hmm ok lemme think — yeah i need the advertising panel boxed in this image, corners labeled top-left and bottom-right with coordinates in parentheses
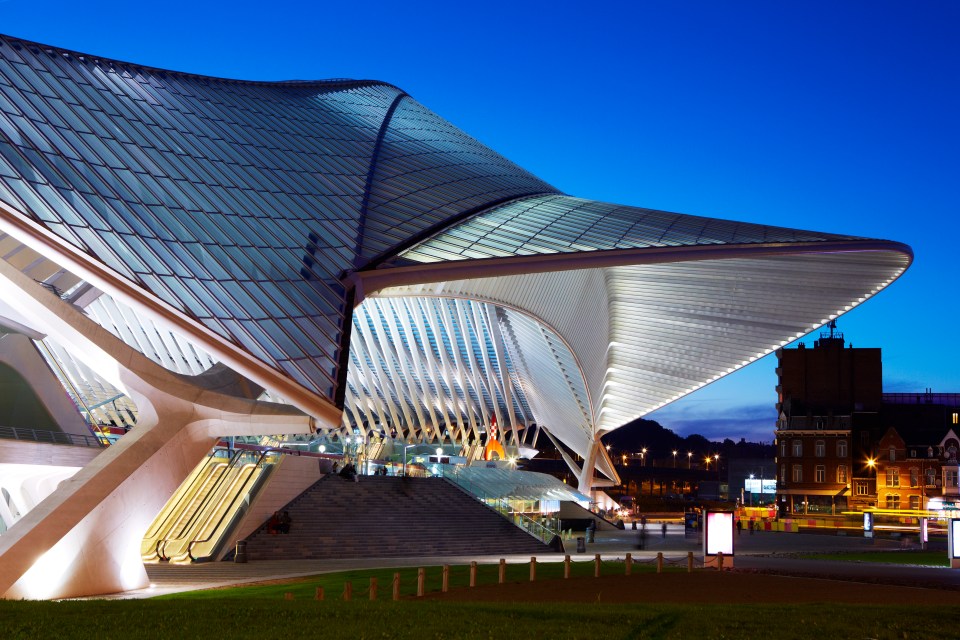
top-left (704, 511), bottom-right (734, 556)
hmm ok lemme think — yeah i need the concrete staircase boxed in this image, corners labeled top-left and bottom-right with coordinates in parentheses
top-left (242, 475), bottom-right (553, 560)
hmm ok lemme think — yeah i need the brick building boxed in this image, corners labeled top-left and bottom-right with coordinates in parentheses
top-left (774, 323), bottom-right (880, 515)
top-left (866, 396), bottom-right (960, 512)
top-left (775, 324), bottom-right (960, 516)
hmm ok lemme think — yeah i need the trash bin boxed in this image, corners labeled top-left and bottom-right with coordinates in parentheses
top-left (585, 527), bottom-right (595, 543)
top-left (576, 537), bottom-right (586, 553)
top-left (234, 540), bottom-right (248, 564)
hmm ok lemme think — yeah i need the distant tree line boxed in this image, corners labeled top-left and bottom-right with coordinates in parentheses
top-left (535, 418), bottom-right (774, 461)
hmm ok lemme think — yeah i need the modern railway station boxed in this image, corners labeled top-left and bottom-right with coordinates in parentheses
top-left (0, 33), bottom-right (911, 599)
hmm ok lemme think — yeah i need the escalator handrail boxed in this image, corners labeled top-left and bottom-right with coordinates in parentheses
top-left (156, 450), bottom-right (250, 559)
top-left (186, 452), bottom-right (270, 561)
top-left (187, 452), bottom-right (276, 562)
top-left (156, 459), bottom-right (233, 560)
top-left (143, 451), bottom-right (230, 540)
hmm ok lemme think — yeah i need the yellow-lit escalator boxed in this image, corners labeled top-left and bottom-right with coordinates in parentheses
top-left (141, 450), bottom-right (274, 564)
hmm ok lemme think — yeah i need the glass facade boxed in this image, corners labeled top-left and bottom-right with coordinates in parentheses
top-left (0, 35), bottom-right (554, 402)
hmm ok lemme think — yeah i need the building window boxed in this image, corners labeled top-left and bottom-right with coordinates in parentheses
top-left (910, 495), bottom-right (921, 510)
top-left (885, 494), bottom-right (901, 510)
top-left (855, 481), bottom-right (869, 496)
top-left (946, 470), bottom-right (959, 488)
top-left (780, 464), bottom-right (786, 483)
top-left (815, 440), bottom-right (825, 457)
top-left (815, 465), bottom-right (825, 483)
top-left (953, 412), bottom-right (958, 425)
top-left (837, 440), bottom-right (848, 458)
top-left (889, 446), bottom-right (896, 462)
top-left (910, 468), bottom-right (919, 487)
top-left (780, 441), bottom-right (787, 458)
top-left (926, 467), bottom-right (937, 486)
top-left (792, 440), bottom-right (802, 457)
top-left (837, 465), bottom-right (848, 483)
top-left (886, 468), bottom-right (900, 488)
top-left (792, 465), bottom-right (803, 483)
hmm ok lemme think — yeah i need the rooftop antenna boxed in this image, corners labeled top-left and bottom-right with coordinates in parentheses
top-left (828, 320), bottom-right (837, 339)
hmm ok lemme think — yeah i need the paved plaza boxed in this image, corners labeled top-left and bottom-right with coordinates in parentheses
top-left (114, 527), bottom-right (960, 600)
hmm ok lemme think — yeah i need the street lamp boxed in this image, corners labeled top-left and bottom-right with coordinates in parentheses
top-left (749, 473), bottom-right (754, 507)
top-left (714, 454), bottom-right (720, 481)
top-left (687, 452), bottom-right (692, 469)
top-left (641, 447), bottom-right (647, 466)
top-left (672, 450), bottom-right (678, 468)
top-left (704, 456), bottom-right (711, 470)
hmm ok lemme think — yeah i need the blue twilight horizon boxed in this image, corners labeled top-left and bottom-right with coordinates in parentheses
top-left (2, 0), bottom-right (957, 443)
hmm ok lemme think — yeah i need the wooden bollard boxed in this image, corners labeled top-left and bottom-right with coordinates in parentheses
top-left (417, 567), bottom-right (425, 597)
top-left (392, 572), bottom-right (400, 601)
top-left (717, 551), bottom-right (724, 572)
top-left (369, 577), bottom-right (378, 601)
top-left (656, 552), bottom-right (663, 573)
top-left (442, 565), bottom-right (450, 593)
top-left (625, 553), bottom-right (632, 576)
top-left (594, 553), bottom-right (601, 578)
top-left (470, 561), bottom-right (477, 587)
top-left (687, 551), bottom-right (694, 573)
top-left (564, 554), bottom-right (571, 579)
top-left (529, 556), bottom-right (537, 582)
top-left (343, 581), bottom-right (352, 601)
top-left (284, 592), bottom-right (294, 600)
top-left (314, 586), bottom-right (324, 601)
top-left (499, 558), bottom-right (506, 584)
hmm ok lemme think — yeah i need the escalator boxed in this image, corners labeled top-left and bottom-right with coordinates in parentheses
top-left (141, 449), bottom-right (275, 563)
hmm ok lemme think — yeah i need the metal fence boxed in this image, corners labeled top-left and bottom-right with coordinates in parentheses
top-left (0, 425), bottom-right (105, 448)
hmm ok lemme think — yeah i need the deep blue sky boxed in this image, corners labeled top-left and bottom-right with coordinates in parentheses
top-left (3, 2), bottom-right (958, 443)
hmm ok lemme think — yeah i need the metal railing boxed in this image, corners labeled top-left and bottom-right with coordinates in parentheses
top-left (0, 425), bottom-right (104, 448)
top-left (444, 470), bottom-right (559, 545)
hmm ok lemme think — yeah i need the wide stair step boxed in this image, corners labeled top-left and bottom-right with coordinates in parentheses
top-left (243, 475), bottom-right (552, 560)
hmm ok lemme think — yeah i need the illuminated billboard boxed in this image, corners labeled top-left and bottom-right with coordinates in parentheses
top-left (704, 511), bottom-right (734, 556)
top-left (744, 478), bottom-right (777, 494)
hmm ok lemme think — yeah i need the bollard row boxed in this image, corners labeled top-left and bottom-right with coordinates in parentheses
top-left (287, 551), bottom-right (711, 600)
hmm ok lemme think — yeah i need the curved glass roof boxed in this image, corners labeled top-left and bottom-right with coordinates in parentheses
top-left (0, 33), bottom-right (912, 458)
top-left (401, 194), bottom-right (862, 263)
top-left (0, 34), bottom-right (556, 403)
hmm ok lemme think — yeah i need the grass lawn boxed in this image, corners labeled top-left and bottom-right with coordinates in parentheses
top-left (4, 557), bottom-right (956, 638)
top-left (1, 599), bottom-right (954, 640)
top-left (794, 549), bottom-right (948, 566)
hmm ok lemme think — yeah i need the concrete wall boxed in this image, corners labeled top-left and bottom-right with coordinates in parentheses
top-left (0, 334), bottom-right (90, 436)
top-left (221, 454), bottom-right (324, 557)
top-left (0, 439), bottom-right (101, 467)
